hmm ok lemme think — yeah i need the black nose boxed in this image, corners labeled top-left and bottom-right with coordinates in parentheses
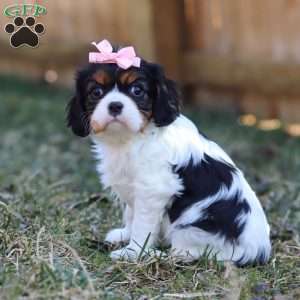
top-left (108, 101), bottom-right (124, 117)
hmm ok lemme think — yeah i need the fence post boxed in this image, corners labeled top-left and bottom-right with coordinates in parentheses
top-left (151, 0), bottom-right (185, 82)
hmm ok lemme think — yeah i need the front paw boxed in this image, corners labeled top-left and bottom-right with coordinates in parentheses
top-left (110, 246), bottom-right (139, 261)
top-left (105, 228), bottom-right (130, 245)
top-left (110, 245), bottom-right (163, 261)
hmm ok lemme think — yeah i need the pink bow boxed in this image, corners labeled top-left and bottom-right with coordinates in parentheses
top-left (89, 39), bottom-right (141, 70)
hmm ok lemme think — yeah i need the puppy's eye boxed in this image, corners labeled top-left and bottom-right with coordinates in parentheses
top-left (90, 87), bottom-right (104, 100)
top-left (130, 85), bottom-right (145, 97)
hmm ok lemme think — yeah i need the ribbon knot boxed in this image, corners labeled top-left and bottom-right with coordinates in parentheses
top-left (89, 39), bottom-right (141, 70)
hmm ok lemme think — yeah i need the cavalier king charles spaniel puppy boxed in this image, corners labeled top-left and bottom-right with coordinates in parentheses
top-left (66, 41), bottom-right (271, 266)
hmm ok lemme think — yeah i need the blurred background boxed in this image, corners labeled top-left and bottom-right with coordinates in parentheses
top-left (1, 0), bottom-right (300, 135)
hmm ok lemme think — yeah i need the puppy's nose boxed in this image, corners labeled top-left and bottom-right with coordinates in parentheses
top-left (108, 101), bottom-right (124, 117)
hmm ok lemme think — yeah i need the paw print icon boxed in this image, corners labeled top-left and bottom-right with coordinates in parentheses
top-left (4, 16), bottom-right (45, 48)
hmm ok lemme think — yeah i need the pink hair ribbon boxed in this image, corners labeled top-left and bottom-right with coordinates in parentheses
top-left (89, 39), bottom-right (141, 70)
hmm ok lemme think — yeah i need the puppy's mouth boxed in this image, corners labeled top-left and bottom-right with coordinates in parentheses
top-left (91, 118), bottom-right (127, 134)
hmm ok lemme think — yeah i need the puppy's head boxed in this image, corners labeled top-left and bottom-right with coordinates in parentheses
top-left (66, 60), bottom-right (180, 137)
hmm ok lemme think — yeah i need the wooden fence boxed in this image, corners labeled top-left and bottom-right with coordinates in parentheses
top-left (180, 0), bottom-right (300, 124)
top-left (1, 0), bottom-right (300, 127)
top-left (0, 0), bottom-right (156, 84)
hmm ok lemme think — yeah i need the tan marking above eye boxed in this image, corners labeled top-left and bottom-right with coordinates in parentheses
top-left (119, 71), bottom-right (139, 85)
top-left (92, 70), bottom-right (112, 85)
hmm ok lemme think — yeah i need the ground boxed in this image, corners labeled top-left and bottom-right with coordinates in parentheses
top-left (0, 76), bottom-right (299, 300)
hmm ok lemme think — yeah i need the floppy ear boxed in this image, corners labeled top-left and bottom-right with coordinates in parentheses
top-left (66, 94), bottom-right (89, 137)
top-left (151, 66), bottom-right (180, 127)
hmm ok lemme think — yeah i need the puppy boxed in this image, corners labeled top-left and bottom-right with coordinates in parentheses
top-left (67, 47), bottom-right (271, 266)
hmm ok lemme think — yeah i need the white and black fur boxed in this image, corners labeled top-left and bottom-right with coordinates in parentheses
top-left (67, 58), bottom-right (271, 266)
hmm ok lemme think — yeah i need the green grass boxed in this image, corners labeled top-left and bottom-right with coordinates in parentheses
top-left (0, 75), bottom-right (299, 299)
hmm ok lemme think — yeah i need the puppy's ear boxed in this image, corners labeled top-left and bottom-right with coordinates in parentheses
top-left (66, 94), bottom-right (89, 137)
top-left (151, 64), bottom-right (180, 127)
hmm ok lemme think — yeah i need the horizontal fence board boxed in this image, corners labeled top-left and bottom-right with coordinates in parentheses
top-left (184, 0), bottom-right (300, 62)
top-left (183, 51), bottom-right (300, 96)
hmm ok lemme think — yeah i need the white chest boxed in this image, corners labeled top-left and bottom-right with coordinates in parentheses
top-left (92, 122), bottom-right (187, 207)
top-left (98, 144), bottom-right (135, 189)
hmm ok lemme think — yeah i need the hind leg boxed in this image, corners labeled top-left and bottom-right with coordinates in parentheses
top-left (170, 228), bottom-right (208, 261)
top-left (170, 226), bottom-right (238, 262)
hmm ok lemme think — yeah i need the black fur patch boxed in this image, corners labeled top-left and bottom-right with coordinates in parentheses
top-left (151, 74), bottom-right (180, 126)
top-left (168, 154), bottom-right (236, 222)
top-left (188, 193), bottom-right (251, 241)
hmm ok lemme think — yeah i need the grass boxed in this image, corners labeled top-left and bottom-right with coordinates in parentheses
top-left (0, 75), bottom-right (299, 299)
